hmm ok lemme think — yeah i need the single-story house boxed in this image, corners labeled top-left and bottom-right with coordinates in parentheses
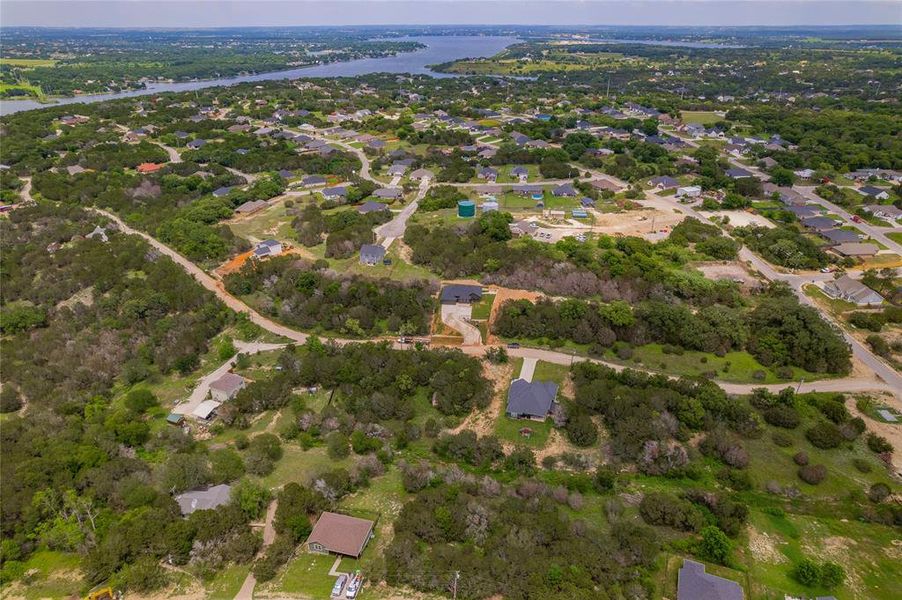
top-left (553, 183), bottom-right (577, 197)
top-left (506, 379), bottom-right (558, 420)
top-left (819, 229), bottom-right (860, 245)
top-left (758, 157), bottom-right (778, 169)
top-left (477, 166), bottom-right (498, 182)
top-left (725, 167), bottom-right (754, 179)
top-left (213, 186), bottom-right (234, 198)
top-left (254, 239), bottom-right (283, 258)
top-left (235, 200), bottom-right (268, 214)
top-left (832, 242), bottom-right (879, 257)
top-left (387, 163), bottom-right (408, 176)
top-left (359, 244), bottom-right (386, 266)
top-left (306, 512), bottom-right (375, 558)
top-left (373, 187), bottom-right (403, 200)
top-left (440, 284), bottom-right (482, 304)
top-left (322, 186), bottom-right (348, 199)
top-left (302, 175), bottom-right (327, 187)
top-left (786, 205), bottom-right (820, 219)
top-left (66, 165), bottom-right (86, 176)
top-left (409, 168), bottom-right (434, 181)
top-left (580, 197), bottom-right (595, 208)
top-left (475, 184), bottom-right (503, 196)
top-left (278, 169), bottom-right (295, 179)
top-left (175, 484), bottom-right (232, 516)
top-left (509, 220), bottom-right (538, 237)
top-left (481, 200), bottom-right (499, 212)
top-left (862, 204), bottom-right (901, 221)
top-left (590, 179), bottom-right (622, 193)
top-left (801, 216), bottom-right (838, 231)
top-left (676, 185), bottom-right (702, 199)
top-left (186, 139), bottom-right (207, 150)
top-left (358, 200), bottom-right (388, 214)
top-left (794, 168), bottom-right (816, 179)
top-left (858, 186), bottom-right (890, 201)
top-left (210, 372), bottom-right (246, 402)
top-left (649, 175), bottom-right (679, 190)
top-left (192, 399), bottom-right (222, 421)
top-left (677, 559), bottom-right (743, 600)
top-left (823, 275), bottom-right (883, 306)
top-left (510, 166), bottom-right (529, 181)
top-left (513, 184), bottom-right (543, 196)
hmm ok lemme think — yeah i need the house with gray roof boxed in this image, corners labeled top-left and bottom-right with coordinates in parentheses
top-left (359, 244), bottom-right (386, 266)
top-left (862, 204), bottom-right (901, 221)
top-left (649, 175), bottom-right (679, 190)
top-left (186, 139), bottom-right (207, 150)
top-left (175, 484), bottom-right (232, 516)
top-left (677, 559), bottom-right (743, 600)
top-left (553, 183), bottom-right (577, 197)
top-left (358, 200), bottom-right (388, 214)
top-left (440, 284), bottom-right (482, 304)
top-left (832, 242), bottom-right (879, 257)
top-left (801, 216), bottom-right (838, 231)
top-left (373, 187), bottom-right (403, 200)
top-left (725, 167), bottom-right (754, 179)
top-left (322, 186), bottom-right (347, 199)
top-left (302, 175), bottom-right (326, 187)
top-left (786, 205), bottom-right (820, 219)
top-left (213, 186), bottom-right (234, 198)
top-left (506, 379), bottom-right (558, 420)
top-left (823, 275), bottom-right (883, 306)
top-left (387, 163), bottom-right (408, 176)
top-left (819, 229), bottom-right (860, 245)
top-left (858, 186), bottom-right (890, 201)
top-left (510, 166), bottom-right (529, 181)
top-left (409, 168), bottom-right (434, 181)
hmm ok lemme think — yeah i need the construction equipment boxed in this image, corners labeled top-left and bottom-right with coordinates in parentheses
top-left (86, 587), bottom-right (113, 600)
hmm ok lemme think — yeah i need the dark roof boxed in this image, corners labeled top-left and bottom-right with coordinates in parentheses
top-left (359, 244), bottom-right (386, 262)
top-left (801, 216), bottom-right (837, 230)
top-left (213, 186), bottom-right (234, 197)
top-left (725, 167), bottom-right (753, 178)
top-left (860, 186), bottom-right (887, 197)
top-left (553, 183), bottom-right (577, 196)
top-left (677, 560), bottom-right (744, 600)
top-left (303, 175), bottom-right (326, 185)
top-left (440, 284), bottom-right (482, 303)
top-left (506, 379), bottom-right (558, 418)
top-left (373, 187), bottom-right (403, 199)
top-left (306, 512), bottom-right (375, 557)
top-left (358, 200), bottom-right (388, 214)
top-left (650, 176), bottom-right (679, 188)
top-left (820, 229), bottom-right (859, 244)
top-left (322, 186), bottom-right (347, 197)
top-left (175, 484), bottom-right (232, 515)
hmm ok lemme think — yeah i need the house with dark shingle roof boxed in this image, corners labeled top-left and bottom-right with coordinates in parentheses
top-left (801, 216), bottom-right (838, 231)
top-left (175, 484), bottom-right (232, 516)
top-left (553, 183), bottom-right (577, 197)
top-left (373, 187), bottom-right (403, 200)
top-left (823, 275), bottom-right (883, 306)
top-left (725, 167), bottom-right (754, 179)
top-left (819, 229), bottom-right (860, 245)
top-left (322, 186), bottom-right (347, 199)
top-left (357, 200), bottom-right (388, 214)
top-left (649, 175), bottom-right (679, 190)
top-left (213, 186), bottom-right (234, 198)
top-left (506, 379), bottom-right (558, 420)
top-left (859, 186), bottom-right (890, 201)
top-left (359, 244), bottom-right (386, 266)
top-left (677, 559), bottom-right (743, 600)
top-left (440, 284), bottom-right (482, 304)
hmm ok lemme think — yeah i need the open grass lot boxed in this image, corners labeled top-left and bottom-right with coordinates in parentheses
top-left (0, 82), bottom-right (44, 99)
top-left (887, 231), bottom-right (902, 244)
top-left (263, 551), bottom-right (337, 598)
top-left (859, 253), bottom-right (902, 270)
top-left (680, 110), bottom-right (724, 125)
top-left (204, 564), bottom-right (252, 599)
top-left (532, 360), bottom-right (570, 386)
top-left (0, 57), bottom-right (58, 67)
top-left (227, 202), bottom-right (297, 244)
top-left (0, 551), bottom-right (83, 599)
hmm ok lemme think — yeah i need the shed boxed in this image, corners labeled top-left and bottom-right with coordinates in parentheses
top-left (192, 399), bottom-right (221, 421)
top-left (254, 239), bottom-right (283, 258)
top-left (306, 512), bottom-right (375, 558)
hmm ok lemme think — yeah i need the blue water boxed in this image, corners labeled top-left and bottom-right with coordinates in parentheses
top-left (0, 36), bottom-right (518, 116)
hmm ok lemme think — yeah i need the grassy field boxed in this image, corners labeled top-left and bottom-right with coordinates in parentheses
top-left (0, 58), bottom-right (58, 67)
top-left (265, 551), bottom-right (337, 598)
top-left (0, 82), bottom-right (44, 99)
top-left (887, 232), bottom-right (902, 244)
top-left (680, 110), bottom-right (724, 125)
top-left (204, 564), bottom-right (251, 599)
top-left (1, 551), bottom-right (83, 599)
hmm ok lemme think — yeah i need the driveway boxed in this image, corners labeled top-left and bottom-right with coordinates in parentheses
top-left (518, 357), bottom-right (537, 382)
top-left (376, 177), bottom-right (431, 246)
top-left (441, 304), bottom-right (482, 346)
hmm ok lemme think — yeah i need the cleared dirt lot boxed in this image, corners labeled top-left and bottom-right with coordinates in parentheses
top-left (693, 261), bottom-right (763, 290)
top-left (699, 209), bottom-right (775, 228)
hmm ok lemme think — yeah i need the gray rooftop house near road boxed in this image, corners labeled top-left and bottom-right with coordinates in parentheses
top-left (801, 216), bottom-right (837, 231)
top-left (322, 186), bottom-right (347, 199)
top-left (819, 229), bottom-right (860, 245)
top-left (359, 244), bottom-right (386, 266)
top-left (210, 372), bottom-right (246, 402)
top-left (725, 167), bottom-right (754, 179)
top-left (677, 559), bottom-right (744, 600)
top-left (506, 379), bottom-right (558, 420)
top-left (175, 484), bottom-right (232, 516)
top-left (823, 275), bottom-right (884, 306)
top-left (373, 187), bottom-right (403, 200)
top-left (358, 200), bottom-right (388, 214)
top-left (440, 284), bottom-right (482, 304)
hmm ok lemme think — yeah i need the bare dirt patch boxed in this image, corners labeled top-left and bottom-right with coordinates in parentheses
top-left (693, 261), bottom-right (763, 291)
top-left (453, 360), bottom-right (515, 438)
top-left (748, 527), bottom-right (787, 564)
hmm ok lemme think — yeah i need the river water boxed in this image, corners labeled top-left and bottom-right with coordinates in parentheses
top-left (0, 35), bottom-right (518, 116)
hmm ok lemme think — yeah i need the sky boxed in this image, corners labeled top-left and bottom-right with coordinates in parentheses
top-left (1, 0), bottom-right (900, 28)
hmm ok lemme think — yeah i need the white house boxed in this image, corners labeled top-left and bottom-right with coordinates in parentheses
top-left (676, 185), bottom-right (702, 199)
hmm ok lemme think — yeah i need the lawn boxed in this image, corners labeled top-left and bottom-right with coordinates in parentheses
top-left (495, 412), bottom-right (554, 447)
top-left (803, 284), bottom-right (858, 315)
top-left (2, 551), bottom-right (83, 600)
top-left (680, 110), bottom-right (724, 125)
top-left (0, 82), bottom-right (44, 99)
top-left (887, 232), bottom-right (902, 245)
top-left (532, 360), bottom-right (570, 387)
top-left (252, 445), bottom-right (351, 489)
top-left (470, 293), bottom-right (495, 320)
top-left (227, 202), bottom-right (296, 244)
top-left (265, 551), bottom-right (337, 598)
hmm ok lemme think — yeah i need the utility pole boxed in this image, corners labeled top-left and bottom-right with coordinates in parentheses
top-left (452, 571), bottom-right (460, 600)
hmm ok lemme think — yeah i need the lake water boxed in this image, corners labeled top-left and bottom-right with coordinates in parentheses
top-left (0, 35), bottom-right (518, 116)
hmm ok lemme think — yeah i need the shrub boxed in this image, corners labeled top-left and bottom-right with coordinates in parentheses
top-left (848, 311), bottom-right (884, 331)
top-left (798, 464), bottom-right (827, 485)
top-left (326, 432), bottom-right (350, 459)
top-left (697, 526), bottom-right (732, 565)
top-left (639, 492), bottom-right (705, 532)
top-left (852, 458), bottom-right (872, 473)
top-left (793, 558), bottom-right (821, 586)
top-left (593, 466), bottom-right (617, 494)
top-left (565, 413), bottom-right (598, 447)
top-left (717, 468), bottom-right (753, 492)
top-left (699, 430), bottom-right (749, 469)
top-left (820, 562), bottom-right (845, 589)
top-left (764, 405), bottom-right (801, 429)
top-left (0, 387), bottom-right (22, 413)
top-left (776, 367), bottom-right (794, 380)
top-left (805, 422), bottom-right (844, 449)
top-left (771, 431), bottom-right (793, 447)
top-left (793, 451), bottom-right (809, 466)
top-left (868, 482), bottom-right (891, 503)
top-left (866, 432), bottom-right (893, 454)
top-left (616, 345), bottom-right (633, 360)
